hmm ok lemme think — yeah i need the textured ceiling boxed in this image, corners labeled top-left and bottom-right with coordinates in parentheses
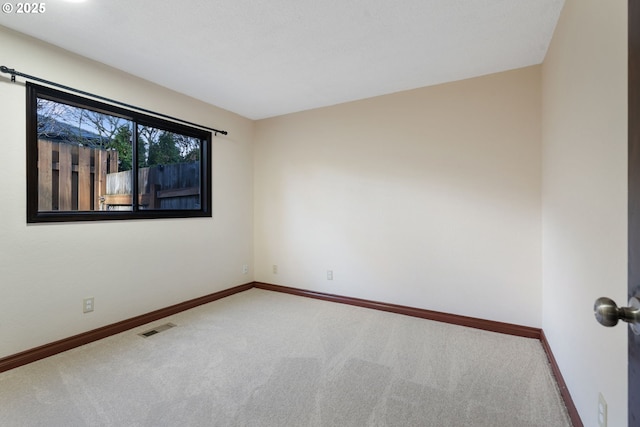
top-left (0, 0), bottom-right (564, 119)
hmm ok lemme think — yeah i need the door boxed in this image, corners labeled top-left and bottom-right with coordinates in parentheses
top-left (629, 1), bottom-right (640, 425)
top-left (597, 2), bottom-right (640, 425)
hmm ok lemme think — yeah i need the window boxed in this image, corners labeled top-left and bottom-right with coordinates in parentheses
top-left (26, 83), bottom-right (212, 222)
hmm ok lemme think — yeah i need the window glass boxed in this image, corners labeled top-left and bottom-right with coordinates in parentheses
top-left (136, 125), bottom-right (202, 211)
top-left (37, 98), bottom-right (133, 212)
top-left (27, 83), bottom-right (212, 222)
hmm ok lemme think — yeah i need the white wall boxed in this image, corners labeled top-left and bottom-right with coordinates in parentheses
top-left (0, 27), bottom-right (254, 359)
top-left (254, 66), bottom-right (542, 327)
top-left (541, 0), bottom-right (628, 426)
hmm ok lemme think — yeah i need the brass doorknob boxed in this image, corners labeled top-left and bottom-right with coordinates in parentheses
top-left (594, 296), bottom-right (640, 335)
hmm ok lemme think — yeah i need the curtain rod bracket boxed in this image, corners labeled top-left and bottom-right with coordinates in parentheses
top-left (0, 65), bottom-right (16, 82)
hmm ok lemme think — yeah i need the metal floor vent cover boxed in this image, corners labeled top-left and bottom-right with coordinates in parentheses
top-left (139, 323), bottom-right (176, 338)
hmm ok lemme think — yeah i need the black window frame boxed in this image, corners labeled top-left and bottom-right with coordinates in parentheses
top-left (26, 82), bottom-right (212, 223)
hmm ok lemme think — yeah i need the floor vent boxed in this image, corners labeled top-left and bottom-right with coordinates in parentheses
top-left (139, 323), bottom-right (176, 338)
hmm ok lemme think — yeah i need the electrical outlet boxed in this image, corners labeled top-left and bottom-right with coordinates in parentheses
top-left (598, 392), bottom-right (607, 427)
top-left (272, 264), bottom-right (278, 274)
top-left (327, 270), bottom-right (333, 280)
top-left (242, 264), bottom-right (249, 274)
top-left (83, 297), bottom-right (94, 314)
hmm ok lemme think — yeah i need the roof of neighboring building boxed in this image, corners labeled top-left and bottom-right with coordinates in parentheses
top-left (37, 115), bottom-right (107, 147)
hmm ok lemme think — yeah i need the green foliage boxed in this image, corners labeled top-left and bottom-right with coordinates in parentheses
top-left (148, 132), bottom-right (182, 167)
top-left (107, 125), bottom-right (133, 171)
top-left (183, 147), bottom-right (200, 162)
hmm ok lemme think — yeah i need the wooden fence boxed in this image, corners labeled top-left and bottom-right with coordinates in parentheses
top-left (38, 139), bottom-right (200, 211)
top-left (38, 139), bottom-right (118, 211)
top-left (104, 162), bottom-right (201, 210)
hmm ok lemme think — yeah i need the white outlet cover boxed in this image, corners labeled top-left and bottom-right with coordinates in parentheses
top-left (83, 297), bottom-right (94, 313)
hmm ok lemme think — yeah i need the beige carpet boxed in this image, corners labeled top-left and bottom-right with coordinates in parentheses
top-left (0, 288), bottom-right (572, 426)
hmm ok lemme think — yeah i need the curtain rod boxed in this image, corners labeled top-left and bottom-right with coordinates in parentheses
top-left (0, 65), bottom-right (228, 136)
